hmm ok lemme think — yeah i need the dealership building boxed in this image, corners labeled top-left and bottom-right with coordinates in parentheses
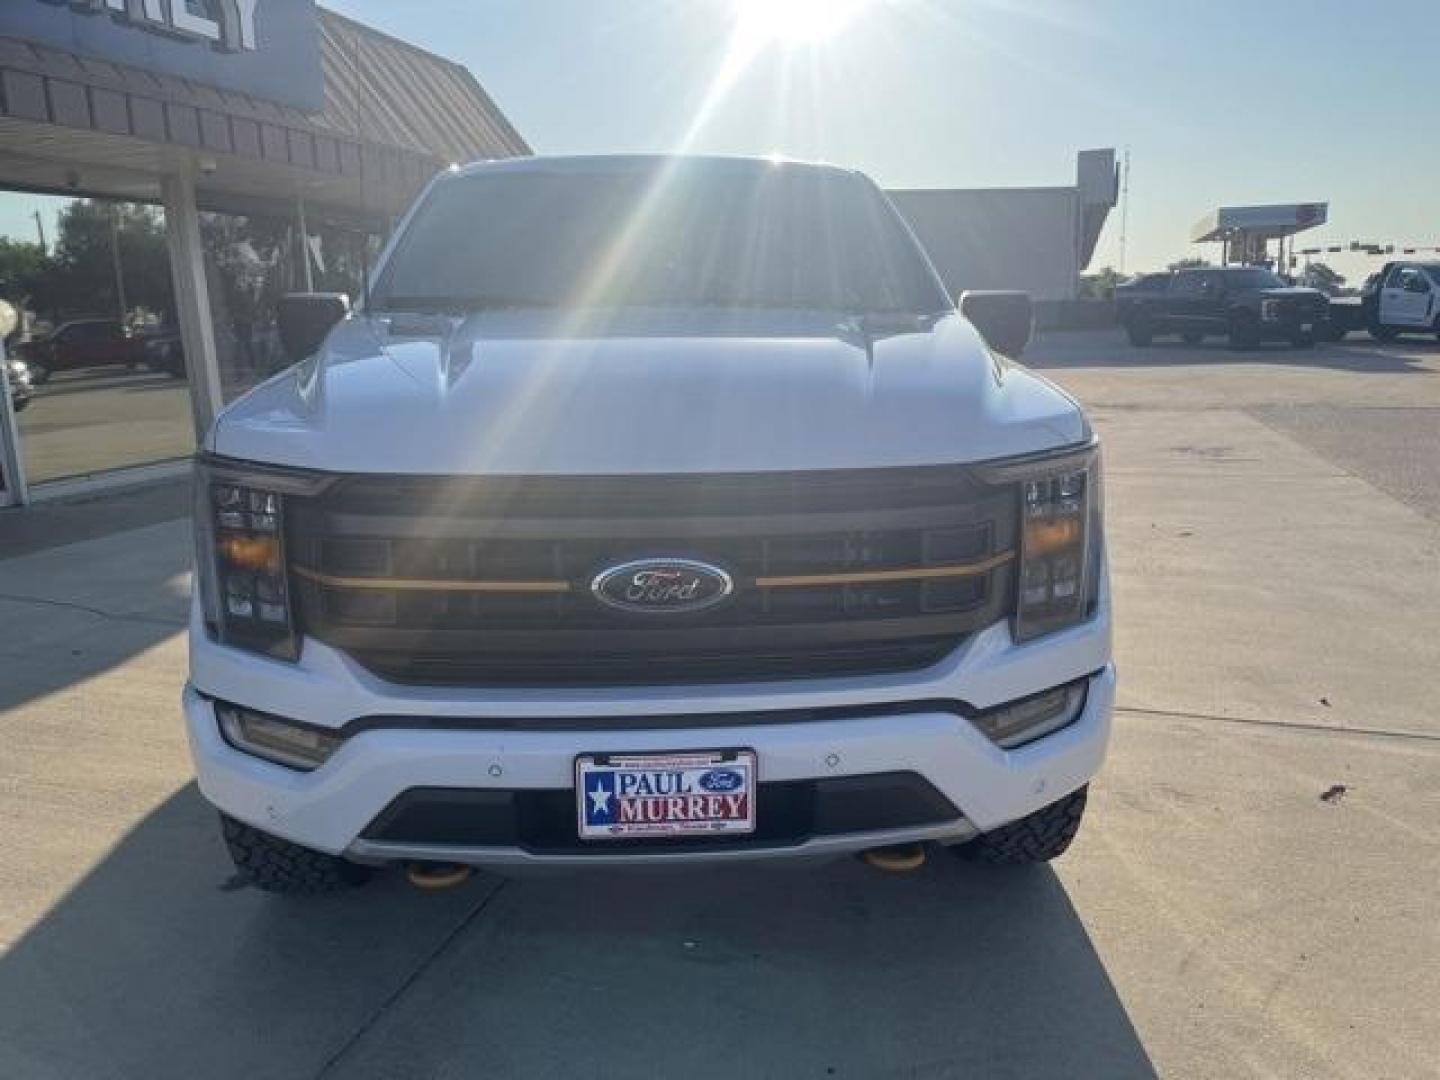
top-left (0, 0), bottom-right (1114, 507)
top-left (888, 149), bottom-right (1118, 304)
top-left (0, 0), bottom-right (527, 506)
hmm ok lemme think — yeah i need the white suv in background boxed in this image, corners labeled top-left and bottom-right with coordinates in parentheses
top-left (184, 155), bottom-right (1113, 893)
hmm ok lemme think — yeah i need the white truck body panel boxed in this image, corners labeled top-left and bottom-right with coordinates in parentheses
top-left (211, 311), bottom-right (1087, 475)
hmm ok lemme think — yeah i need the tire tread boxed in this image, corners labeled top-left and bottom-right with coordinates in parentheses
top-left (221, 814), bottom-right (370, 895)
top-left (956, 786), bottom-right (1088, 866)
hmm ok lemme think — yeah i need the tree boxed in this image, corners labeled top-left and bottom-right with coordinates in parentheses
top-left (1299, 262), bottom-right (1346, 295)
top-left (47, 199), bottom-right (174, 322)
top-left (1167, 256), bottom-right (1211, 271)
top-left (1079, 266), bottom-right (1124, 300)
top-left (0, 238), bottom-right (56, 313)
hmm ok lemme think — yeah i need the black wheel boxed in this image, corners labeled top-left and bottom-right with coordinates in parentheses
top-left (27, 361), bottom-right (50, 385)
top-left (1228, 314), bottom-right (1259, 350)
top-left (953, 786), bottom-right (1089, 866)
top-left (1290, 330), bottom-right (1315, 348)
top-left (11, 396), bottom-right (28, 413)
top-left (1180, 332), bottom-right (1203, 345)
top-left (220, 813), bottom-right (373, 895)
top-left (1369, 323), bottom-right (1398, 342)
top-left (1124, 319), bottom-right (1152, 347)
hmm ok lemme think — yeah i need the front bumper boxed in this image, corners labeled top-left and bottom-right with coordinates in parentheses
top-left (186, 589), bottom-right (1114, 867)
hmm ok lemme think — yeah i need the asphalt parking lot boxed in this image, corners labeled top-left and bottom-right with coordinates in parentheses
top-left (1, 329), bottom-right (1437, 1079)
top-left (13, 366), bottom-right (194, 484)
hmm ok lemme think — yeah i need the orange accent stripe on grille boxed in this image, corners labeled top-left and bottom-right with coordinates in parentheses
top-left (754, 551), bottom-right (1015, 589)
top-left (293, 551), bottom-right (1014, 595)
top-left (291, 565), bottom-right (571, 594)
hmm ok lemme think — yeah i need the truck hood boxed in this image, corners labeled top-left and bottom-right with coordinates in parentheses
top-left (211, 309), bottom-right (1088, 475)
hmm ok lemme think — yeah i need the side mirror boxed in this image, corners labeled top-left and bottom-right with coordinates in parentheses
top-left (277, 293), bottom-right (350, 364)
top-left (959, 290), bottom-right (1033, 358)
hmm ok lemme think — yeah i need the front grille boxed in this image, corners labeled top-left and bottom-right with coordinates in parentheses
top-left (1271, 296), bottom-right (1327, 321)
top-left (288, 468), bottom-right (1017, 687)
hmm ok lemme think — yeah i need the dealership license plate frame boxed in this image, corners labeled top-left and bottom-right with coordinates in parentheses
top-left (575, 748), bottom-right (758, 840)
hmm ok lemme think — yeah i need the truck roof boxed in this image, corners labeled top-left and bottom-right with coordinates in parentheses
top-left (453, 153), bottom-right (861, 180)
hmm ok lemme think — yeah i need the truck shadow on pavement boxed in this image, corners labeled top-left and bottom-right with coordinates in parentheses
top-left (0, 784), bottom-right (1157, 1080)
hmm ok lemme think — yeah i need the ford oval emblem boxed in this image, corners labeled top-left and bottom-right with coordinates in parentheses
top-left (591, 558), bottom-right (733, 615)
top-left (698, 768), bottom-right (744, 793)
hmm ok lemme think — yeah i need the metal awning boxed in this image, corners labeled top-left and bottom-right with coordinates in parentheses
top-left (0, 7), bottom-right (528, 219)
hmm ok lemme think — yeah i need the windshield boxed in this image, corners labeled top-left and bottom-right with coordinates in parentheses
top-left (374, 165), bottom-right (950, 316)
top-left (1224, 267), bottom-right (1288, 290)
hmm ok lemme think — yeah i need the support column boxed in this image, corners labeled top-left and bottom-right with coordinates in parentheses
top-left (161, 168), bottom-right (224, 439)
top-left (0, 336), bottom-right (28, 507)
top-left (296, 198), bottom-right (315, 292)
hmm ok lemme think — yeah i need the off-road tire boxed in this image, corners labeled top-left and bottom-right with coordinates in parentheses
top-left (221, 813), bottom-right (372, 895)
top-left (954, 786), bottom-right (1088, 866)
top-left (1124, 319), bottom-right (1152, 347)
top-left (1228, 314), bottom-right (1259, 350)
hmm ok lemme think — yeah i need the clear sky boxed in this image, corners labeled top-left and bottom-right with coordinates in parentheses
top-left (5, 0), bottom-right (1438, 286)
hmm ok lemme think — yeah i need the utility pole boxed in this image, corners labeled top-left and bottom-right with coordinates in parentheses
top-left (33, 210), bottom-right (47, 254)
top-left (1117, 148), bottom-right (1130, 276)
top-left (109, 204), bottom-right (128, 324)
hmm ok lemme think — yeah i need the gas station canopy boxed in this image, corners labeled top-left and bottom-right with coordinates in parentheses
top-left (1191, 203), bottom-right (1328, 244)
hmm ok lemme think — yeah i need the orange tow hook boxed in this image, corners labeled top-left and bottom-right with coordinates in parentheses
top-left (860, 844), bottom-right (927, 873)
top-left (405, 862), bottom-right (473, 891)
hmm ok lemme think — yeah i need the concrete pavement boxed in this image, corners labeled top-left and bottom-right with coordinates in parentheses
top-left (0, 330), bottom-right (1437, 1078)
top-left (15, 366), bottom-right (192, 484)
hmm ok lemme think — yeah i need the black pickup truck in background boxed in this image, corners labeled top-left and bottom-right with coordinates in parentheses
top-left (1114, 266), bottom-right (1329, 349)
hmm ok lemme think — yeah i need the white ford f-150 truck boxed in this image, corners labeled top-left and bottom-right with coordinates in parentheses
top-left (184, 155), bottom-right (1113, 893)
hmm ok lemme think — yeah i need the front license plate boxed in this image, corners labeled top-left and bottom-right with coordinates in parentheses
top-left (576, 749), bottom-right (757, 840)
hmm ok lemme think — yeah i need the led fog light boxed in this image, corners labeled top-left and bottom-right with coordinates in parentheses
top-left (972, 679), bottom-right (1088, 749)
top-left (216, 701), bottom-right (343, 771)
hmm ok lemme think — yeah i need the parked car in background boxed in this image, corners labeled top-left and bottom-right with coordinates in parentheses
top-left (13, 318), bottom-right (143, 383)
top-left (138, 326), bottom-right (187, 378)
top-left (1319, 263), bottom-right (1440, 342)
top-left (5, 355), bottom-right (33, 412)
top-left (1361, 262), bottom-right (1440, 341)
top-left (1116, 266), bottom-right (1329, 349)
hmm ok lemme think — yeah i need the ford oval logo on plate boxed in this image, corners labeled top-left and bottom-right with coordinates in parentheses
top-left (698, 768), bottom-right (744, 793)
top-left (591, 558), bottom-right (734, 615)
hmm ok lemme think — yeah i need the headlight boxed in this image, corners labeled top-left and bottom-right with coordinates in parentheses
top-left (215, 700), bottom-right (342, 770)
top-left (972, 679), bottom-right (1088, 749)
top-left (977, 442), bottom-right (1103, 642)
top-left (194, 456), bottom-right (331, 660)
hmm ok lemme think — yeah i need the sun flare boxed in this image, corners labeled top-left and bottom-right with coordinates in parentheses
top-left (735, 0), bottom-right (872, 45)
